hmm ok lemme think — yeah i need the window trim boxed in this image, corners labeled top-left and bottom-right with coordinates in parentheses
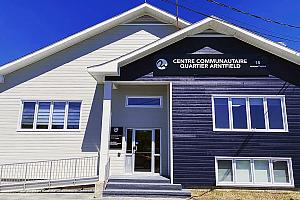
top-left (215, 157), bottom-right (294, 187)
top-left (125, 96), bottom-right (163, 108)
top-left (18, 100), bottom-right (82, 132)
top-left (212, 95), bottom-right (288, 132)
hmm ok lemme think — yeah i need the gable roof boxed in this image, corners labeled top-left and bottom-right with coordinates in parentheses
top-left (0, 3), bottom-right (190, 83)
top-left (88, 17), bottom-right (300, 82)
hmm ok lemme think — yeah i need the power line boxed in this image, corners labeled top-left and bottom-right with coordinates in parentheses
top-left (183, 0), bottom-right (300, 42)
top-left (159, 0), bottom-right (300, 43)
top-left (204, 0), bottom-right (300, 29)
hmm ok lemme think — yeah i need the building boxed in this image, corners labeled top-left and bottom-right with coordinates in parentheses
top-left (1, 3), bottom-right (300, 193)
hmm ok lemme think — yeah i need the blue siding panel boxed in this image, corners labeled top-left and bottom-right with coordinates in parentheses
top-left (106, 37), bottom-right (300, 188)
top-left (137, 76), bottom-right (300, 188)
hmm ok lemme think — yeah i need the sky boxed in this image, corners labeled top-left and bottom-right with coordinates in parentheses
top-left (0, 0), bottom-right (300, 66)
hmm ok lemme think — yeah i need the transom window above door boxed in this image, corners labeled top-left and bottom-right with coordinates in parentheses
top-left (126, 96), bottom-right (162, 108)
top-left (19, 101), bottom-right (81, 131)
top-left (212, 95), bottom-right (288, 132)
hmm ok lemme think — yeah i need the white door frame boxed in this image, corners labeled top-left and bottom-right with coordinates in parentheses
top-left (125, 128), bottom-right (161, 174)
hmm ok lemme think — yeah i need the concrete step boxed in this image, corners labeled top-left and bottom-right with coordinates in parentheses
top-left (106, 182), bottom-right (182, 190)
top-left (108, 176), bottom-right (170, 184)
top-left (103, 189), bottom-right (191, 198)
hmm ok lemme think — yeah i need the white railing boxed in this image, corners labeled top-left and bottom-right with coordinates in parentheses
top-left (0, 156), bottom-right (99, 192)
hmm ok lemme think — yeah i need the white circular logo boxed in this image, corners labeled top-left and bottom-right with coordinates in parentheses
top-left (113, 128), bottom-right (118, 132)
top-left (156, 59), bottom-right (168, 70)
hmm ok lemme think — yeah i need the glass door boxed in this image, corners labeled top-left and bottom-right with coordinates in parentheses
top-left (125, 128), bottom-right (161, 174)
top-left (134, 130), bottom-right (152, 172)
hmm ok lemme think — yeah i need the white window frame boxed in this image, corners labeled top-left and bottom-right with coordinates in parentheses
top-left (125, 96), bottom-right (163, 108)
top-left (212, 95), bottom-right (288, 132)
top-left (215, 156), bottom-right (294, 187)
top-left (18, 100), bottom-right (82, 132)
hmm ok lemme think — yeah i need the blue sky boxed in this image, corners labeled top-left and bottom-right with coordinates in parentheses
top-left (0, 0), bottom-right (300, 66)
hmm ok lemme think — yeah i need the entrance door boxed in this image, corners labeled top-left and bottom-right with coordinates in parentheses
top-left (134, 130), bottom-right (152, 172)
top-left (125, 128), bottom-right (161, 174)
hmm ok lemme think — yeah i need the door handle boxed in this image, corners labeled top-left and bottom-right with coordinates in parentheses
top-left (133, 146), bottom-right (137, 153)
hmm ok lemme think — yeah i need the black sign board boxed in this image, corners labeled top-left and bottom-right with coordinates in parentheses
top-left (153, 54), bottom-right (268, 76)
top-left (109, 127), bottom-right (123, 150)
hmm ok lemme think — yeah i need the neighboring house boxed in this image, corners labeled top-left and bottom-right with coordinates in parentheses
top-left (1, 3), bottom-right (300, 190)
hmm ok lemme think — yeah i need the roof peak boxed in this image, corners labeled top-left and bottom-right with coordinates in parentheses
top-left (0, 2), bottom-right (190, 80)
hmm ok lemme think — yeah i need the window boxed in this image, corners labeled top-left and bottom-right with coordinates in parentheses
top-left (36, 102), bottom-right (51, 129)
top-left (126, 96), bottom-right (162, 108)
top-left (214, 98), bottom-right (230, 129)
top-left (52, 102), bottom-right (66, 129)
top-left (20, 101), bottom-right (81, 131)
top-left (232, 98), bottom-right (248, 129)
top-left (212, 96), bottom-right (288, 132)
top-left (67, 102), bottom-right (81, 129)
top-left (21, 102), bottom-right (36, 129)
top-left (215, 157), bottom-right (294, 187)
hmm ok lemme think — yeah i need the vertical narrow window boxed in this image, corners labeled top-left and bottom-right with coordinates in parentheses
top-left (232, 98), bottom-right (247, 129)
top-left (249, 98), bottom-right (265, 129)
top-left (52, 102), bottom-right (66, 129)
top-left (214, 98), bottom-right (230, 129)
top-left (21, 102), bottom-right (36, 129)
top-left (36, 102), bottom-right (51, 129)
top-left (254, 160), bottom-right (271, 183)
top-left (155, 129), bottom-right (160, 155)
top-left (235, 160), bottom-right (252, 183)
top-left (155, 156), bottom-right (160, 174)
top-left (267, 99), bottom-right (284, 129)
top-left (67, 102), bottom-right (81, 129)
top-left (154, 129), bottom-right (161, 174)
top-left (273, 161), bottom-right (290, 183)
top-left (126, 129), bottom-right (133, 154)
top-left (217, 160), bottom-right (233, 182)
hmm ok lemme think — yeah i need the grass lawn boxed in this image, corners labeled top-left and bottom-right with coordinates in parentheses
top-left (191, 189), bottom-right (300, 200)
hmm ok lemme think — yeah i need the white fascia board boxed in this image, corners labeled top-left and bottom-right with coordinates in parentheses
top-left (0, 3), bottom-right (190, 76)
top-left (0, 75), bottom-right (4, 83)
top-left (144, 4), bottom-right (190, 28)
top-left (210, 20), bottom-right (300, 64)
top-left (89, 17), bottom-right (300, 80)
top-left (88, 61), bottom-right (119, 76)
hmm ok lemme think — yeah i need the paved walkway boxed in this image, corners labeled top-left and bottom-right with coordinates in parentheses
top-left (0, 193), bottom-right (189, 200)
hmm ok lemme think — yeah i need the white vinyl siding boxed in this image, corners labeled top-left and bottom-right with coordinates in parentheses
top-left (0, 24), bottom-right (176, 164)
top-left (215, 157), bottom-right (294, 187)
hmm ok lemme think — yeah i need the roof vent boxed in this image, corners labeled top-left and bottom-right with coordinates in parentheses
top-left (190, 46), bottom-right (223, 54)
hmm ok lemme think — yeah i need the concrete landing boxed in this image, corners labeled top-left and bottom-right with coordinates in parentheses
top-left (103, 175), bottom-right (191, 198)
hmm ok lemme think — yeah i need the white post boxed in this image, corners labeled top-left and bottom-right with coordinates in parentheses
top-left (95, 81), bottom-right (112, 198)
top-left (98, 81), bottom-right (112, 181)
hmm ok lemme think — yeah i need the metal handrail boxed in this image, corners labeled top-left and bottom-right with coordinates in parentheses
top-left (0, 156), bottom-right (99, 191)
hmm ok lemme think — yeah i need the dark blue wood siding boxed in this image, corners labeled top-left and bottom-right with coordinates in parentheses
top-left (138, 75), bottom-right (300, 188)
top-left (106, 37), bottom-right (300, 188)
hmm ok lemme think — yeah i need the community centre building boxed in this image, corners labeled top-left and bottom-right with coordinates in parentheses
top-left (0, 3), bottom-right (300, 196)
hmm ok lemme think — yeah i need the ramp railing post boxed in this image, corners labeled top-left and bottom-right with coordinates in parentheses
top-left (0, 165), bottom-right (3, 191)
top-left (48, 161), bottom-right (52, 188)
top-left (74, 159), bottom-right (77, 185)
top-left (24, 163), bottom-right (28, 190)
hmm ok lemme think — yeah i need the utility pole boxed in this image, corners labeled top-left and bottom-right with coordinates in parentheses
top-left (176, 0), bottom-right (179, 29)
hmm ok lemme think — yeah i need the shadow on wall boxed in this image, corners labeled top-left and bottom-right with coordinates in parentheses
top-left (0, 24), bottom-right (175, 93)
top-left (81, 85), bottom-right (103, 152)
